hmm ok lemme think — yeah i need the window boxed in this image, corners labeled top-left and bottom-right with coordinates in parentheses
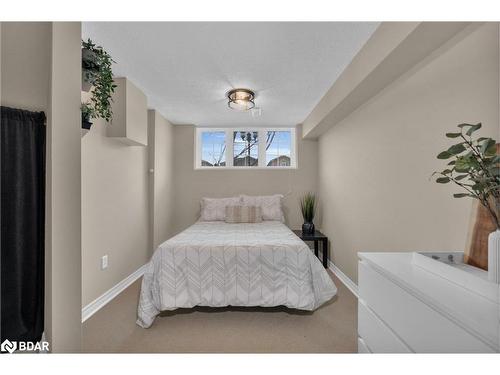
top-left (233, 131), bottom-right (258, 167)
top-left (266, 131), bottom-right (291, 167)
top-left (195, 128), bottom-right (296, 169)
top-left (200, 131), bottom-right (226, 166)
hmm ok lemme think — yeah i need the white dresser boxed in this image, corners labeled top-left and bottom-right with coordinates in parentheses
top-left (357, 252), bottom-right (500, 353)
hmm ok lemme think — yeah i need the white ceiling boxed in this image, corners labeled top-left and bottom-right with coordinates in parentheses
top-left (82, 22), bottom-right (378, 127)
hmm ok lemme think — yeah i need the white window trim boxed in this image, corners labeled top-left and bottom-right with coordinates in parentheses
top-left (194, 127), bottom-right (297, 170)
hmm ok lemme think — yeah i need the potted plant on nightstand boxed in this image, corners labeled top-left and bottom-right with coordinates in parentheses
top-left (81, 39), bottom-right (116, 129)
top-left (432, 122), bottom-right (499, 282)
top-left (300, 192), bottom-right (317, 235)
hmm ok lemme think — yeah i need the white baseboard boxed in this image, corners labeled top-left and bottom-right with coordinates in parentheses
top-left (315, 246), bottom-right (359, 297)
top-left (327, 259), bottom-right (359, 298)
top-left (81, 264), bottom-right (147, 323)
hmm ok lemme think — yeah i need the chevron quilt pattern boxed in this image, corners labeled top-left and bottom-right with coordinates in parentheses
top-left (137, 221), bottom-right (337, 328)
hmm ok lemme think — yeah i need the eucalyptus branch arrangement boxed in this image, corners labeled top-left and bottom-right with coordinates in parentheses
top-left (432, 123), bottom-right (499, 229)
top-left (300, 192), bottom-right (316, 223)
top-left (82, 39), bottom-right (116, 122)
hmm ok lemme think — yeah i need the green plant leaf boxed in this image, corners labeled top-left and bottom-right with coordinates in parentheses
top-left (489, 167), bottom-right (499, 177)
top-left (471, 180), bottom-right (489, 192)
top-left (485, 148), bottom-right (497, 157)
top-left (454, 155), bottom-right (476, 172)
top-left (485, 143), bottom-right (497, 157)
top-left (435, 122), bottom-right (498, 229)
top-left (436, 177), bottom-right (450, 183)
top-left (447, 143), bottom-right (466, 155)
top-left (437, 151), bottom-right (452, 159)
top-left (455, 165), bottom-right (470, 173)
top-left (480, 138), bottom-right (495, 154)
top-left (465, 123), bottom-right (482, 136)
top-left (300, 193), bottom-right (316, 222)
top-left (83, 38), bottom-right (116, 122)
top-left (455, 167), bottom-right (467, 174)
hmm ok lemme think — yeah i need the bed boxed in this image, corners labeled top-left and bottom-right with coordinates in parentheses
top-left (137, 221), bottom-right (337, 328)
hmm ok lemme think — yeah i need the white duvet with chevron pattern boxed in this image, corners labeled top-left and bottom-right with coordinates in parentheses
top-left (137, 221), bottom-right (337, 328)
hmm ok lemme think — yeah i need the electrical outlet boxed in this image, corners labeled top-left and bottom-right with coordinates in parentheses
top-left (101, 255), bottom-right (108, 270)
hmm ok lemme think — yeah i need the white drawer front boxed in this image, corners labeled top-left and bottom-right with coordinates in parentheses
top-left (359, 260), bottom-right (495, 353)
top-left (357, 337), bottom-right (371, 353)
top-left (358, 300), bottom-right (412, 353)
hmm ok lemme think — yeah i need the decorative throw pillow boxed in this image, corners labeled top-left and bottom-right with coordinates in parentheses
top-left (225, 205), bottom-right (262, 223)
top-left (200, 196), bottom-right (241, 221)
top-left (240, 194), bottom-right (285, 222)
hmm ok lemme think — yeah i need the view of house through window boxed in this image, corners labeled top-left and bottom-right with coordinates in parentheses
top-left (266, 131), bottom-right (291, 167)
top-left (197, 128), bottom-right (295, 168)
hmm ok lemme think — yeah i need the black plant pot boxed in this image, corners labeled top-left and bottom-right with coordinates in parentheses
top-left (82, 120), bottom-right (93, 130)
top-left (81, 114), bottom-right (93, 130)
top-left (302, 222), bottom-right (315, 235)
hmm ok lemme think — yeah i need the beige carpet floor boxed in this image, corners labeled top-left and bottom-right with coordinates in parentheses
top-left (82, 271), bottom-right (358, 353)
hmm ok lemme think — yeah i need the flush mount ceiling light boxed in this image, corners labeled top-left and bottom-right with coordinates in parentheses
top-left (227, 88), bottom-right (255, 111)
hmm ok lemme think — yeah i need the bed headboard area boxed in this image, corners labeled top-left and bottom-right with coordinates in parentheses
top-left (171, 125), bottom-right (319, 235)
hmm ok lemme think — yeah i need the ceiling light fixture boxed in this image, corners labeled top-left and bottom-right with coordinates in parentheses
top-left (227, 88), bottom-right (255, 111)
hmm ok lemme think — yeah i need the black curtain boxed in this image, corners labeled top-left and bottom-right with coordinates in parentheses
top-left (1, 106), bottom-right (45, 343)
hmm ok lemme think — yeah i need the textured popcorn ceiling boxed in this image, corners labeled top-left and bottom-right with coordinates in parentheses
top-left (83, 22), bottom-right (378, 127)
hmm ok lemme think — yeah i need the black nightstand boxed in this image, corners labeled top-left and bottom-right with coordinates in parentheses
top-left (292, 230), bottom-right (328, 268)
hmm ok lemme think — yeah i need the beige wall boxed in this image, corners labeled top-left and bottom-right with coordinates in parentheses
top-left (46, 22), bottom-right (83, 352)
top-left (1, 22), bottom-right (83, 353)
top-left (82, 108), bottom-right (175, 307)
top-left (318, 23), bottom-right (500, 283)
top-left (148, 109), bottom-right (175, 248)
top-left (172, 125), bottom-right (318, 234)
top-left (1, 22), bottom-right (51, 111)
top-left (81, 118), bottom-right (149, 306)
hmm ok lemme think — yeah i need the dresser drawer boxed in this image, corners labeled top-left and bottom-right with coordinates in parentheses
top-left (358, 260), bottom-right (494, 353)
top-left (358, 300), bottom-right (412, 353)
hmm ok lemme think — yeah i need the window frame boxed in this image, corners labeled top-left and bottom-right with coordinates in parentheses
top-left (194, 127), bottom-right (297, 170)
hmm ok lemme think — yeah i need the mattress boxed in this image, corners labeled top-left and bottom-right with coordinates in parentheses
top-left (137, 221), bottom-right (337, 328)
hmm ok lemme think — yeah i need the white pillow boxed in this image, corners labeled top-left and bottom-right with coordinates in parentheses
top-left (240, 194), bottom-right (284, 222)
top-left (200, 196), bottom-right (241, 221)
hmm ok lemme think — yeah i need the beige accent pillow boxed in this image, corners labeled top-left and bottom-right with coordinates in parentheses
top-left (200, 196), bottom-right (241, 221)
top-left (240, 194), bottom-right (285, 222)
top-left (225, 205), bottom-right (262, 223)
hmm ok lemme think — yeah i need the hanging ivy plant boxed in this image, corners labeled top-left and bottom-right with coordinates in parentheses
top-left (82, 39), bottom-right (117, 123)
